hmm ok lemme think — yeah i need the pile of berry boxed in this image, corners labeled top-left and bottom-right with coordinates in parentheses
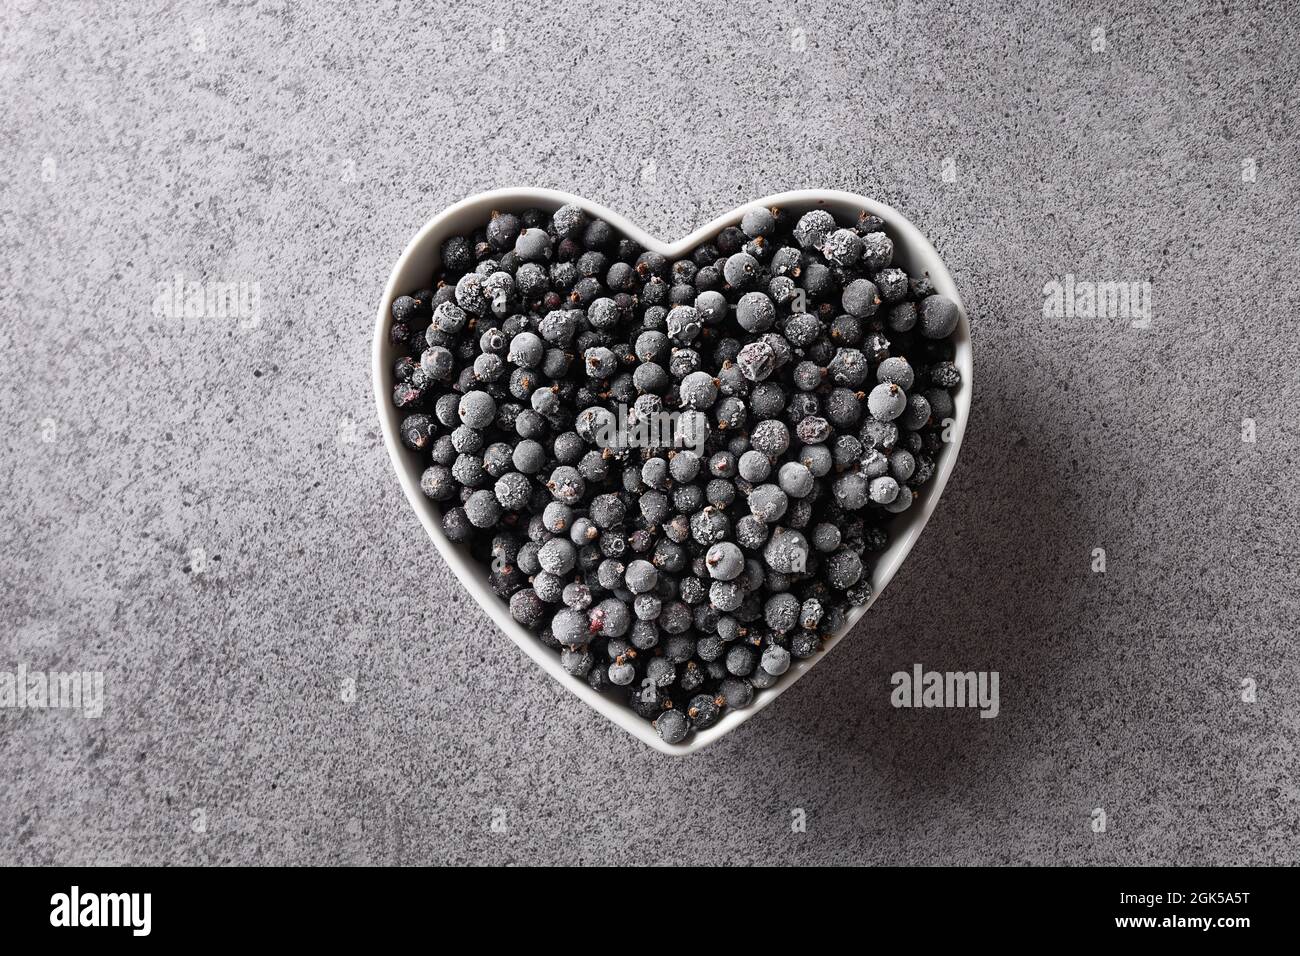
top-left (387, 202), bottom-right (962, 744)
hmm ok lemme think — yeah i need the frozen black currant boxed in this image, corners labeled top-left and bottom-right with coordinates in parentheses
top-left (383, 201), bottom-right (963, 743)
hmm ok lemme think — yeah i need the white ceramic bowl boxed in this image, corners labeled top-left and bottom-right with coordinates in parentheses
top-left (373, 188), bottom-right (972, 755)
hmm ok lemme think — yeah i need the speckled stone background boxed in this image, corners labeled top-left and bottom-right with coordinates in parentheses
top-left (2, 0), bottom-right (1298, 866)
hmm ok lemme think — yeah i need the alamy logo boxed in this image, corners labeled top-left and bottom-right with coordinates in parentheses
top-left (1042, 274), bottom-right (1151, 327)
top-left (594, 404), bottom-right (707, 456)
top-left (890, 664), bottom-right (999, 718)
top-left (0, 664), bottom-right (103, 718)
top-left (151, 273), bottom-right (261, 329)
top-left (50, 886), bottom-right (151, 936)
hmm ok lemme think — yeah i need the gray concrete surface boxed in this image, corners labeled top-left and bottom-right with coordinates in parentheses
top-left (2, 0), bottom-right (1298, 866)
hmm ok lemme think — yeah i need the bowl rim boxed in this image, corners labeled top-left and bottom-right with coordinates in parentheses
top-left (373, 187), bottom-right (972, 755)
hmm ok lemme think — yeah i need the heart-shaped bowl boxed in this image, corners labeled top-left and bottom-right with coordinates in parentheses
top-left (373, 188), bottom-right (972, 754)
